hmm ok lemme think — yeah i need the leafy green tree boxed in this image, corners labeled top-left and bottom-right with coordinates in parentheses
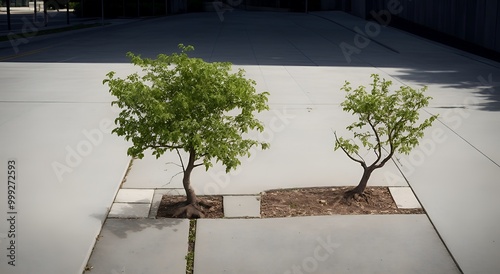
top-left (104, 44), bottom-right (270, 218)
top-left (334, 74), bottom-right (437, 198)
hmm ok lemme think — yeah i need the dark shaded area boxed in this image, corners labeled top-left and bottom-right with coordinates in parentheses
top-left (102, 218), bottom-right (183, 239)
top-left (475, 84), bottom-right (500, 111)
top-left (72, 0), bottom-right (181, 18)
top-left (393, 67), bottom-right (500, 112)
top-left (0, 22), bottom-right (102, 42)
top-left (360, 0), bottom-right (500, 62)
top-left (387, 58), bottom-right (500, 111)
top-left (0, 0), bottom-right (29, 7)
top-left (89, 213), bottom-right (184, 239)
top-left (384, 15), bottom-right (500, 63)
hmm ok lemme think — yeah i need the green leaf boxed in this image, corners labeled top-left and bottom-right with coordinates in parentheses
top-left (334, 74), bottom-right (437, 173)
top-left (104, 44), bottom-right (270, 182)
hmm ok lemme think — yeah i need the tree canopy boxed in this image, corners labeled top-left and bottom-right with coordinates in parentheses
top-left (104, 44), bottom-right (270, 217)
top-left (335, 74), bottom-right (437, 197)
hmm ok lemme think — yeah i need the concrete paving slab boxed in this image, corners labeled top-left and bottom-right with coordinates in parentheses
top-left (393, 118), bottom-right (500, 274)
top-left (114, 189), bottom-right (154, 203)
top-left (426, 108), bottom-right (500, 165)
top-left (194, 215), bottom-right (460, 274)
top-left (0, 63), bottom-right (133, 274)
top-left (148, 189), bottom-right (187, 218)
top-left (159, 188), bottom-right (187, 196)
top-left (389, 187), bottom-right (421, 209)
top-left (149, 192), bottom-right (163, 219)
top-left (223, 195), bottom-right (261, 218)
top-left (85, 219), bottom-right (189, 274)
top-left (108, 203), bottom-right (151, 218)
top-left (123, 153), bottom-right (185, 189)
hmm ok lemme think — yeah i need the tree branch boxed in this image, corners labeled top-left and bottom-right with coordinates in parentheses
top-left (334, 132), bottom-right (366, 168)
top-left (176, 148), bottom-right (185, 172)
top-left (193, 163), bottom-right (204, 168)
top-left (389, 113), bottom-right (411, 138)
top-left (373, 147), bottom-right (380, 159)
top-left (165, 161), bottom-right (182, 168)
top-left (162, 171), bottom-right (183, 187)
top-left (367, 118), bottom-right (382, 164)
top-left (151, 144), bottom-right (183, 149)
top-left (354, 151), bottom-right (366, 164)
top-left (375, 138), bottom-right (394, 169)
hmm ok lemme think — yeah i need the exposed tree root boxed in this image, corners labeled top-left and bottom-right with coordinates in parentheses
top-left (172, 204), bottom-right (204, 219)
top-left (198, 199), bottom-right (213, 208)
top-left (171, 199), bottom-right (214, 219)
top-left (343, 189), bottom-right (372, 205)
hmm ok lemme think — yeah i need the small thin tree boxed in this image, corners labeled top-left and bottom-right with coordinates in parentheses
top-left (334, 74), bottom-right (437, 199)
top-left (104, 44), bottom-right (270, 218)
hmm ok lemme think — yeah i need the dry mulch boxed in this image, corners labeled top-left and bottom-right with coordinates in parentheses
top-left (261, 186), bottom-right (424, 217)
top-left (156, 186), bottom-right (424, 219)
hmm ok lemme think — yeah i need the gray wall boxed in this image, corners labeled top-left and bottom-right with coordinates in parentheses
top-left (346, 0), bottom-right (500, 53)
top-left (170, 0), bottom-right (187, 14)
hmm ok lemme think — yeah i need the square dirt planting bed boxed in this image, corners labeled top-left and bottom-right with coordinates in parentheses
top-left (260, 186), bottom-right (424, 218)
top-left (157, 195), bottom-right (224, 219)
top-left (156, 187), bottom-right (424, 219)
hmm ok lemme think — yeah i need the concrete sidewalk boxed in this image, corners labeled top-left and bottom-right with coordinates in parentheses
top-left (84, 11), bottom-right (499, 274)
top-left (86, 166), bottom-right (456, 274)
top-left (85, 219), bottom-right (189, 274)
top-left (195, 215), bottom-right (459, 274)
top-left (87, 212), bottom-right (460, 274)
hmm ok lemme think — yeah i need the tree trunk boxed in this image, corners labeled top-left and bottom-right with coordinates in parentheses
top-left (347, 166), bottom-right (375, 196)
top-left (171, 148), bottom-right (209, 218)
top-left (183, 148), bottom-right (198, 205)
top-left (183, 167), bottom-right (197, 206)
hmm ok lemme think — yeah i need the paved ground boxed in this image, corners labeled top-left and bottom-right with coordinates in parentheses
top-left (85, 219), bottom-right (189, 274)
top-left (0, 62), bottom-right (132, 274)
top-left (195, 215), bottom-right (459, 274)
top-left (0, 8), bottom-right (499, 274)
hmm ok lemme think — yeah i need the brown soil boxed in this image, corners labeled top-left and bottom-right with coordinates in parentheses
top-left (157, 196), bottom-right (224, 219)
top-left (261, 186), bottom-right (424, 217)
top-left (156, 186), bottom-right (424, 219)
